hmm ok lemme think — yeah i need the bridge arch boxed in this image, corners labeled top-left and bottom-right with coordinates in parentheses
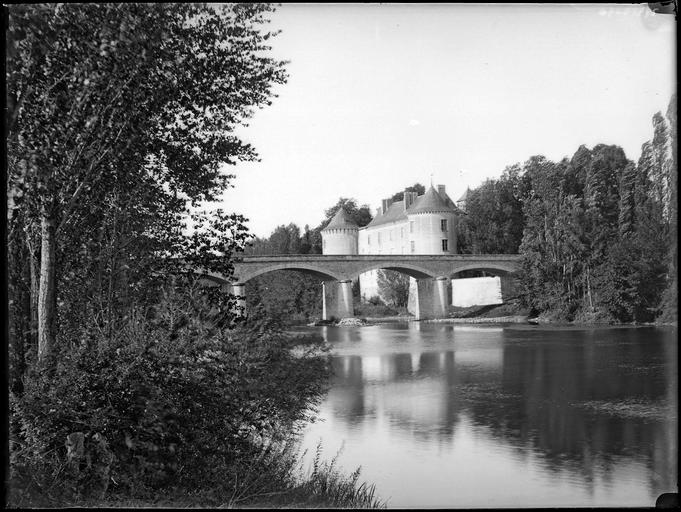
top-left (348, 262), bottom-right (436, 281)
top-left (233, 262), bottom-right (344, 284)
top-left (449, 262), bottom-right (518, 278)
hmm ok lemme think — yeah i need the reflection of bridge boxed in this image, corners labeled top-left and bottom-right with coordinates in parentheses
top-left (201, 254), bottom-right (521, 320)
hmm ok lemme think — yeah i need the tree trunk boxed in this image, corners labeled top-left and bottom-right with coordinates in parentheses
top-left (586, 265), bottom-right (594, 311)
top-left (37, 213), bottom-right (57, 360)
top-left (29, 241), bottom-right (40, 348)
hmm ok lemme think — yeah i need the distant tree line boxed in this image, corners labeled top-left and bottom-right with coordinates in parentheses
top-left (458, 95), bottom-right (677, 323)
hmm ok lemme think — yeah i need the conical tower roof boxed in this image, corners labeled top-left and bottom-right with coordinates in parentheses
top-left (321, 207), bottom-right (359, 231)
top-left (408, 185), bottom-right (457, 214)
top-left (456, 187), bottom-right (470, 203)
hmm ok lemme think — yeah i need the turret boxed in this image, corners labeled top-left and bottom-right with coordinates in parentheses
top-left (321, 208), bottom-right (359, 254)
top-left (406, 185), bottom-right (458, 254)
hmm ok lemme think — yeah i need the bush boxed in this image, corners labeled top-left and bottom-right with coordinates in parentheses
top-left (9, 285), bottom-right (330, 507)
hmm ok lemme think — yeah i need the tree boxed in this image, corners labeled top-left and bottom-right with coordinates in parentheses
top-left (306, 197), bottom-right (372, 254)
top-left (376, 270), bottom-right (410, 307)
top-left (659, 94), bottom-right (677, 321)
top-left (457, 167), bottom-right (525, 255)
top-left (390, 183), bottom-right (425, 202)
top-left (321, 198), bottom-right (373, 229)
top-left (7, 4), bottom-right (287, 362)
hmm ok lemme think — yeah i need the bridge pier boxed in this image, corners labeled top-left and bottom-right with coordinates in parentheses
top-left (322, 280), bottom-right (354, 321)
top-left (499, 275), bottom-right (518, 301)
top-left (228, 283), bottom-right (247, 319)
top-left (413, 276), bottom-right (449, 320)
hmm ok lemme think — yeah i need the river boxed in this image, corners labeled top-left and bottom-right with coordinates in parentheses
top-left (298, 323), bottom-right (677, 508)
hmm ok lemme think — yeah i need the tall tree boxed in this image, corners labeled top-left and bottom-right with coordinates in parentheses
top-left (457, 168), bottom-right (524, 254)
top-left (7, 4), bottom-right (287, 361)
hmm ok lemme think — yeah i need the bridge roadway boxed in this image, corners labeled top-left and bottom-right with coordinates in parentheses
top-left (200, 254), bottom-right (522, 321)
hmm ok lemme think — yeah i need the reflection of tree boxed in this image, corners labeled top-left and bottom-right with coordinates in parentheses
top-left (323, 327), bottom-right (677, 497)
top-left (461, 327), bottom-right (677, 493)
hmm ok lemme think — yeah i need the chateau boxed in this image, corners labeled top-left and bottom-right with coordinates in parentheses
top-left (321, 184), bottom-right (469, 302)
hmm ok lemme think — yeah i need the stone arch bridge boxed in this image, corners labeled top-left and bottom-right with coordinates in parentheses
top-left (198, 254), bottom-right (522, 321)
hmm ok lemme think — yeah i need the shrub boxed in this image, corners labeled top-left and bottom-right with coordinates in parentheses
top-left (9, 286), bottom-right (330, 507)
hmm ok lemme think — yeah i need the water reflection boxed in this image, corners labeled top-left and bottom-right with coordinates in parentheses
top-left (302, 324), bottom-right (677, 507)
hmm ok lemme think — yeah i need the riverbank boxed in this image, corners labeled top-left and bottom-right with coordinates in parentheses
top-left (304, 299), bottom-right (676, 328)
top-left (86, 456), bottom-right (384, 509)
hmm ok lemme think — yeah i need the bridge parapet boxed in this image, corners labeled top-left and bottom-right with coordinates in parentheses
top-left (231, 254), bottom-right (522, 284)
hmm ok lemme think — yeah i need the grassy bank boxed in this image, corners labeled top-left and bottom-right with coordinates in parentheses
top-left (8, 303), bottom-right (383, 509)
top-left (77, 445), bottom-right (384, 509)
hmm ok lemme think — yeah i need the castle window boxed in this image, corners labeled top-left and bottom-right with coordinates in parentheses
top-left (441, 219), bottom-right (448, 232)
top-left (378, 232), bottom-right (381, 244)
top-left (401, 227), bottom-right (404, 238)
top-left (389, 231), bottom-right (392, 241)
top-left (410, 241), bottom-right (415, 253)
top-left (441, 239), bottom-right (448, 252)
top-left (368, 235), bottom-right (371, 245)
top-left (323, 239), bottom-right (326, 250)
top-left (409, 221), bottom-right (414, 233)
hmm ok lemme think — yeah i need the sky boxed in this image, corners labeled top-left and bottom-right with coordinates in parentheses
top-left (215, 3), bottom-right (676, 238)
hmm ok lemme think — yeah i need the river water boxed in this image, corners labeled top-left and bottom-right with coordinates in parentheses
top-left (298, 323), bottom-right (677, 508)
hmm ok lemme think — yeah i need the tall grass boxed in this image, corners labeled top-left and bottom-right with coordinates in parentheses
top-left (296, 442), bottom-right (383, 508)
top-left (231, 442), bottom-right (385, 509)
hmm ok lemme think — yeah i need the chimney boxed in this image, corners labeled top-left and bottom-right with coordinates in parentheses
top-left (437, 184), bottom-right (446, 197)
top-left (403, 189), bottom-right (413, 210)
top-left (404, 191), bottom-right (418, 211)
top-left (381, 198), bottom-right (393, 213)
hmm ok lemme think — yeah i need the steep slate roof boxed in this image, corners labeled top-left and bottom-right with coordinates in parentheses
top-left (321, 207), bottom-right (359, 231)
top-left (365, 186), bottom-right (460, 228)
top-left (366, 200), bottom-right (408, 228)
top-left (408, 186), bottom-right (457, 214)
top-left (456, 188), bottom-right (470, 203)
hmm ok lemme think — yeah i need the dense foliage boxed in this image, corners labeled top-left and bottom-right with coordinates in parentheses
top-left (459, 96), bottom-right (677, 323)
top-left (9, 285), bottom-right (329, 506)
top-left (457, 166), bottom-right (525, 254)
top-left (377, 270), bottom-right (410, 308)
top-left (6, 4), bottom-right (383, 508)
top-left (7, 2), bottom-right (287, 371)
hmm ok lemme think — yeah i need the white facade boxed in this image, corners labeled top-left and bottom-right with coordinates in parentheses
top-left (320, 185), bottom-right (501, 309)
top-left (356, 185), bottom-right (460, 303)
top-left (323, 228), bottom-right (358, 255)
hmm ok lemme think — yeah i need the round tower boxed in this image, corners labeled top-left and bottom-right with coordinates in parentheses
top-left (321, 208), bottom-right (359, 255)
top-left (406, 184), bottom-right (459, 254)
